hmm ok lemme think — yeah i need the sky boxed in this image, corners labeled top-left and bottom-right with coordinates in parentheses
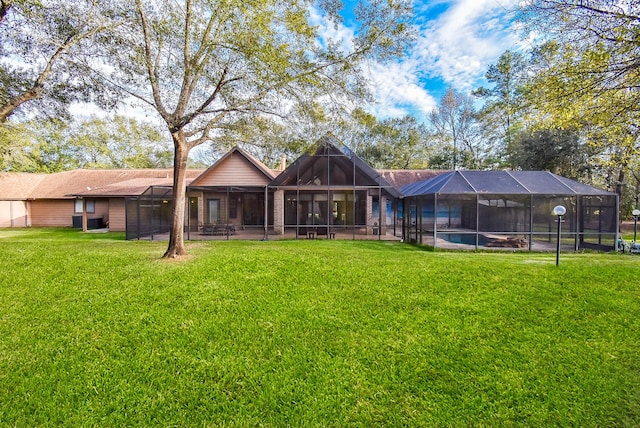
top-left (335, 0), bottom-right (523, 120)
top-left (69, 0), bottom-right (524, 126)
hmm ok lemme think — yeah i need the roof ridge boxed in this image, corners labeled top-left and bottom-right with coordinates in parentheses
top-left (547, 171), bottom-right (577, 194)
top-left (506, 170), bottom-right (532, 192)
top-left (456, 170), bottom-right (477, 192)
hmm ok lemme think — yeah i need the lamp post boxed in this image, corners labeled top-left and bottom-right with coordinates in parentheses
top-left (553, 205), bottom-right (566, 266)
top-left (633, 209), bottom-right (640, 243)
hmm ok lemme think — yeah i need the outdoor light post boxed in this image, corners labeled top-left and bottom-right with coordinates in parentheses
top-left (633, 209), bottom-right (640, 243)
top-left (553, 205), bottom-right (566, 266)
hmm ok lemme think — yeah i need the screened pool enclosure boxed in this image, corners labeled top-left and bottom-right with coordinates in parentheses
top-left (401, 171), bottom-right (618, 251)
top-left (125, 185), bottom-right (174, 241)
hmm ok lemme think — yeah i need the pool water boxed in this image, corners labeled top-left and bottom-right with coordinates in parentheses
top-left (438, 233), bottom-right (491, 246)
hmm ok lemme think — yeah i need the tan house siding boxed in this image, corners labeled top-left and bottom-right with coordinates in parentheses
top-left (194, 154), bottom-right (271, 186)
top-left (108, 198), bottom-right (126, 232)
top-left (30, 198), bottom-right (109, 227)
top-left (31, 200), bottom-right (75, 227)
top-left (94, 199), bottom-right (109, 220)
top-left (0, 201), bottom-right (28, 227)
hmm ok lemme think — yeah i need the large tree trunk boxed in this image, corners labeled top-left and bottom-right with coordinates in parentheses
top-left (163, 133), bottom-right (190, 258)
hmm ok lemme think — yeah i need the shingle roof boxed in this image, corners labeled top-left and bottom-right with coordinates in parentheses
top-left (0, 172), bottom-right (47, 199)
top-left (0, 169), bottom-right (204, 199)
top-left (380, 169), bottom-right (447, 190)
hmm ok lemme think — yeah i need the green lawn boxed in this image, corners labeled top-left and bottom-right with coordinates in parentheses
top-left (1, 228), bottom-right (639, 426)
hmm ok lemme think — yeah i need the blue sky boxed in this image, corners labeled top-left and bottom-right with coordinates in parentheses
top-left (70, 0), bottom-right (524, 126)
top-left (335, 0), bottom-right (523, 120)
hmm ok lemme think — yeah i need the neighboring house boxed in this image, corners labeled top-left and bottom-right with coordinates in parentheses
top-left (0, 172), bottom-right (46, 227)
top-left (0, 135), bottom-right (619, 251)
top-left (0, 169), bottom-right (203, 231)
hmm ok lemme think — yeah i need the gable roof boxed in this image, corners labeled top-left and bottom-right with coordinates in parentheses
top-left (270, 134), bottom-right (401, 197)
top-left (189, 146), bottom-right (276, 188)
top-left (401, 170), bottom-right (615, 197)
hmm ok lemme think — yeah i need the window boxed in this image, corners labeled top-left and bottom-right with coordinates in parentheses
top-left (207, 199), bottom-right (220, 224)
top-left (75, 199), bottom-right (95, 213)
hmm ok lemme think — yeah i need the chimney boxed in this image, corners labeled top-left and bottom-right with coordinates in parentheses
top-left (280, 154), bottom-right (287, 171)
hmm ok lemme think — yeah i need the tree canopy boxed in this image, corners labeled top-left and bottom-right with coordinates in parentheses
top-left (0, 0), bottom-right (119, 122)
top-left (87, 0), bottom-right (413, 257)
top-left (0, 115), bottom-right (172, 172)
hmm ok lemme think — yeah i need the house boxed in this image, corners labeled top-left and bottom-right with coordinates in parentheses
top-left (0, 135), bottom-right (619, 251)
top-left (0, 169), bottom-right (203, 231)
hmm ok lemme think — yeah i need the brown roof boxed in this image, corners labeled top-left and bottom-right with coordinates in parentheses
top-left (0, 172), bottom-right (47, 199)
top-left (0, 169), bottom-right (204, 199)
top-left (380, 169), bottom-right (449, 190)
top-left (1, 166), bottom-right (449, 201)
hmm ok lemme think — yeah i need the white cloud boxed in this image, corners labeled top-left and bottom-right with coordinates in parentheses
top-left (413, 0), bottom-right (521, 91)
top-left (364, 60), bottom-right (438, 119)
top-left (319, 0), bottom-right (522, 120)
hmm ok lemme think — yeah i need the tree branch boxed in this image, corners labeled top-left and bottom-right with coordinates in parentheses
top-left (136, 0), bottom-right (170, 122)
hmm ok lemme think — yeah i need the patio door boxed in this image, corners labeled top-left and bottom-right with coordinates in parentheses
top-left (207, 199), bottom-right (220, 224)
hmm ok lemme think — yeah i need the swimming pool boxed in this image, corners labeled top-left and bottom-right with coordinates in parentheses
top-left (438, 233), bottom-right (491, 246)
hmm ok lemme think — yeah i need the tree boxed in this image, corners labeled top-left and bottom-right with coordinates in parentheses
top-left (1, 116), bottom-right (172, 172)
top-left (519, 39), bottom-right (639, 198)
top-left (95, 0), bottom-right (413, 258)
top-left (0, 122), bottom-right (36, 171)
top-left (429, 88), bottom-right (479, 169)
top-left (67, 116), bottom-right (173, 169)
top-left (356, 114), bottom-right (430, 169)
top-left (474, 50), bottom-right (526, 168)
top-left (509, 128), bottom-right (594, 179)
top-left (518, 1), bottom-right (640, 198)
top-left (519, 0), bottom-right (639, 97)
top-left (0, 0), bottom-right (119, 122)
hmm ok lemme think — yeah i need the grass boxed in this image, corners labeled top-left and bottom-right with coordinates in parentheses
top-left (1, 228), bottom-right (639, 426)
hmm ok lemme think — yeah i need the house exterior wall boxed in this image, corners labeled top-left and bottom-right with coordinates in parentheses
top-left (194, 155), bottom-right (271, 186)
top-left (108, 198), bottom-right (126, 232)
top-left (30, 200), bottom-right (74, 226)
top-left (94, 199), bottom-right (109, 220)
top-left (30, 199), bottom-right (109, 227)
top-left (0, 200), bottom-right (29, 227)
